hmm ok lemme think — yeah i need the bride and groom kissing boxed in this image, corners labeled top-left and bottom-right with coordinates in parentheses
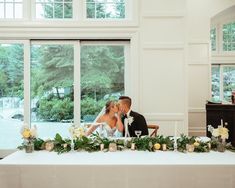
top-left (86, 96), bottom-right (149, 137)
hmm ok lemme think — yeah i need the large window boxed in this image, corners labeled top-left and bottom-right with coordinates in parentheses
top-left (0, 0), bottom-right (23, 19)
top-left (86, 0), bottom-right (125, 19)
top-left (223, 22), bottom-right (235, 51)
top-left (0, 40), bottom-right (128, 149)
top-left (0, 43), bottom-right (24, 149)
top-left (35, 0), bottom-right (73, 19)
top-left (211, 65), bottom-right (235, 102)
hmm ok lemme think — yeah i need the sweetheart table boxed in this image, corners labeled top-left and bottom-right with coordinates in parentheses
top-left (0, 150), bottom-right (235, 188)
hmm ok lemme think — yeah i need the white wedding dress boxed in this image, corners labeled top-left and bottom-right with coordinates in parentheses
top-left (97, 122), bottom-right (123, 138)
top-left (93, 106), bottom-right (123, 138)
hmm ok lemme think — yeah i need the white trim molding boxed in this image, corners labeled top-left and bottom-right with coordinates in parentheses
top-left (188, 127), bottom-right (206, 135)
top-left (144, 113), bottom-right (185, 121)
top-left (143, 42), bottom-right (185, 50)
top-left (188, 108), bottom-right (206, 113)
top-left (142, 11), bottom-right (185, 18)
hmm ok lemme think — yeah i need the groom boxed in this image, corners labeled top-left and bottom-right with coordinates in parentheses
top-left (118, 96), bottom-right (148, 137)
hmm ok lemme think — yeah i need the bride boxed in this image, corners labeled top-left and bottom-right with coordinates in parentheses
top-left (85, 100), bottom-right (124, 137)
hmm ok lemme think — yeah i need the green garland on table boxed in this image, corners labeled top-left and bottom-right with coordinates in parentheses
top-left (17, 134), bottom-right (233, 154)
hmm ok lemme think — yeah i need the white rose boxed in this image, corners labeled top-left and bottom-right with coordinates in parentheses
top-left (212, 129), bottom-right (219, 137)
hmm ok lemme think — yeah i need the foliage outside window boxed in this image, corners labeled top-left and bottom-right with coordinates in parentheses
top-left (0, 41), bottom-right (126, 149)
top-left (31, 44), bottom-right (74, 138)
top-left (80, 44), bottom-right (125, 122)
top-left (0, 0), bottom-right (23, 19)
top-left (211, 65), bottom-right (235, 102)
top-left (222, 22), bottom-right (235, 51)
top-left (210, 28), bottom-right (216, 51)
top-left (36, 0), bottom-right (73, 19)
top-left (86, 0), bottom-right (125, 19)
top-left (0, 43), bottom-right (24, 149)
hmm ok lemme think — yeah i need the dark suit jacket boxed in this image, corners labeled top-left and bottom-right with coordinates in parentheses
top-left (122, 110), bottom-right (149, 137)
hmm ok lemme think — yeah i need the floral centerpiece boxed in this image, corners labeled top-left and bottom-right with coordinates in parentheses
top-left (208, 123), bottom-right (229, 152)
top-left (20, 124), bottom-right (38, 153)
top-left (69, 125), bottom-right (85, 139)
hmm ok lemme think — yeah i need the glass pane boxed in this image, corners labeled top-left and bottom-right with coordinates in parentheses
top-left (44, 3), bottom-right (53, 18)
top-left (222, 22), bottom-right (235, 51)
top-left (223, 34), bottom-right (228, 42)
top-left (87, 0), bottom-right (125, 19)
top-left (223, 24), bottom-right (228, 35)
top-left (36, 3), bottom-right (44, 18)
top-left (31, 44), bottom-right (74, 139)
top-left (54, 3), bottom-right (63, 18)
top-left (96, 3), bottom-right (105, 18)
top-left (64, 3), bottom-right (72, 18)
top-left (0, 43), bottom-right (24, 149)
top-left (105, 3), bottom-right (116, 18)
top-left (210, 28), bottom-right (216, 51)
top-left (80, 45), bottom-right (125, 123)
top-left (223, 66), bottom-right (235, 102)
top-left (5, 3), bottom-right (13, 18)
top-left (232, 43), bottom-right (235, 51)
top-left (14, 3), bottom-right (23, 18)
top-left (15, 0), bottom-right (23, 2)
top-left (115, 3), bottom-right (125, 18)
top-left (211, 66), bottom-right (220, 102)
top-left (223, 43), bottom-right (228, 51)
top-left (86, 3), bottom-right (95, 18)
top-left (0, 3), bottom-right (4, 18)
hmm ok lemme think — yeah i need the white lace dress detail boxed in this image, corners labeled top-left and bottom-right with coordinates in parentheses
top-left (98, 122), bottom-right (122, 137)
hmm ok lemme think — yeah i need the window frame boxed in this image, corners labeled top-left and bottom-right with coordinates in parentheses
top-left (84, 0), bottom-right (128, 20)
top-left (32, 0), bottom-right (74, 20)
top-left (0, 0), bottom-right (24, 19)
top-left (221, 21), bottom-right (235, 52)
top-left (211, 64), bottom-right (235, 102)
top-left (0, 39), bottom-right (28, 157)
top-left (0, 39), bottom-right (131, 156)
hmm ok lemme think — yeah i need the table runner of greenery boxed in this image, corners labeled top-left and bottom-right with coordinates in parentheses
top-left (18, 133), bottom-right (235, 154)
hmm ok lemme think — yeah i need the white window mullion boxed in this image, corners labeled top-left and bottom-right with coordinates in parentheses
top-left (73, 0), bottom-right (79, 20)
top-left (13, 1), bottom-right (15, 18)
top-left (4, 0), bottom-right (6, 18)
top-left (74, 40), bottom-right (81, 125)
top-left (24, 40), bottom-right (31, 126)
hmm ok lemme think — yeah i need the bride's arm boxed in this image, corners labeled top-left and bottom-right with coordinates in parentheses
top-left (85, 117), bottom-right (103, 136)
top-left (116, 113), bottom-right (124, 132)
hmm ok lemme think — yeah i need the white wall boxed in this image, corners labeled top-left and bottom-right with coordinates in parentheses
top-left (1, 0), bottom-right (235, 138)
top-left (139, 0), bottom-right (187, 136)
top-left (187, 0), bottom-right (235, 136)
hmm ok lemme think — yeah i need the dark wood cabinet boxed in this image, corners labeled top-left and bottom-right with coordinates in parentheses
top-left (206, 104), bottom-right (235, 146)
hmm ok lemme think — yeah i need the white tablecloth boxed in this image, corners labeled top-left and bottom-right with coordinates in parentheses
top-left (0, 150), bottom-right (235, 188)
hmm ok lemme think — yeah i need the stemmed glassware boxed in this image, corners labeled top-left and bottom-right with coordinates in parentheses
top-left (135, 130), bottom-right (142, 138)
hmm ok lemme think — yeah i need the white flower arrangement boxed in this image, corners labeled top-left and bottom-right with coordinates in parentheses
top-left (208, 124), bottom-right (229, 140)
top-left (69, 125), bottom-right (85, 139)
top-left (20, 123), bottom-right (38, 143)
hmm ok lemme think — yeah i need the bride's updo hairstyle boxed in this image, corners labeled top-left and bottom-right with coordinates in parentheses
top-left (105, 101), bottom-right (115, 114)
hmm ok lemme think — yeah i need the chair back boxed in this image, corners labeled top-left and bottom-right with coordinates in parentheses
top-left (147, 124), bottom-right (159, 137)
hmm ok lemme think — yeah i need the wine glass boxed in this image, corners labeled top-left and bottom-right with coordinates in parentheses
top-left (135, 130), bottom-right (142, 138)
